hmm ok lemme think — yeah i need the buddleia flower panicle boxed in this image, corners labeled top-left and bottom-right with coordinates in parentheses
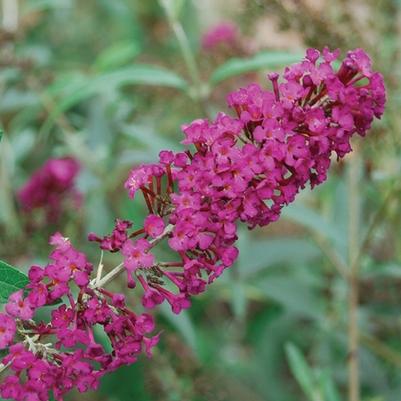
top-left (0, 48), bottom-right (385, 401)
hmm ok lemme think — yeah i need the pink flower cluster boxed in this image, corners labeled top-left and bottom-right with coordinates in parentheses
top-left (18, 157), bottom-right (81, 223)
top-left (0, 234), bottom-right (158, 401)
top-left (0, 48), bottom-right (385, 401)
top-left (120, 47), bottom-right (385, 314)
top-left (201, 22), bottom-right (238, 50)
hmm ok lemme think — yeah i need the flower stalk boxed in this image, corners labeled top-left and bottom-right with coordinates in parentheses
top-left (348, 149), bottom-right (361, 401)
top-left (91, 224), bottom-right (174, 289)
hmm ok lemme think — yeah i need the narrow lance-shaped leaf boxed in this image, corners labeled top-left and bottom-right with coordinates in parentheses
top-left (0, 260), bottom-right (29, 304)
top-left (159, 303), bottom-right (199, 355)
top-left (282, 203), bottom-right (347, 253)
top-left (94, 41), bottom-right (141, 72)
top-left (25, 0), bottom-right (71, 12)
top-left (285, 343), bottom-right (321, 401)
top-left (210, 51), bottom-right (304, 85)
top-left (40, 64), bottom-right (189, 136)
top-left (318, 370), bottom-right (342, 401)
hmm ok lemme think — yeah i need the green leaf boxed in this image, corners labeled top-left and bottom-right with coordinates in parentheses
top-left (85, 192), bottom-right (114, 235)
top-left (0, 260), bottom-right (29, 303)
top-left (228, 278), bottom-right (247, 320)
top-left (0, 89), bottom-right (40, 112)
top-left (364, 263), bottom-right (401, 279)
top-left (48, 65), bottom-right (188, 99)
top-left (318, 370), bottom-right (341, 401)
top-left (97, 64), bottom-right (188, 89)
top-left (0, 129), bottom-right (3, 143)
top-left (9, 129), bottom-right (35, 161)
top-left (121, 123), bottom-right (181, 154)
top-left (41, 65), bottom-right (188, 134)
top-left (285, 343), bottom-right (320, 401)
top-left (94, 41), bottom-right (141, 72)
top-left (159, 303), bottom-right (198, 355)
top-left (99, 362), bottom-right (150, 401)
top-left (237, 230), bottom-right (320, 278)
top-left (210, 51), bottom-right (304, 85)
top-left (282, 203), bottom-right (347, 252)
top-left (256, 274), bottom-right (323, 319)
top-left (24, 0), bottom-right (71, 12)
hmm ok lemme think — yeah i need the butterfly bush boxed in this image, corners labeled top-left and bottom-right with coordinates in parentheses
top-left (0, 48), bottom-right (385, 401)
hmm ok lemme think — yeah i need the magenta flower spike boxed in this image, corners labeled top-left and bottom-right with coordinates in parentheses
top-left (0, 48), bottom-right (385, 401)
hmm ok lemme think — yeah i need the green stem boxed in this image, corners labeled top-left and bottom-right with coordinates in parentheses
top-left (91, 224), bottom-right (174, 289)
top-left (312, 234), bottom-right (348, 279)
top-left (0, 135), bottom-right (22, 237)
top-left (170, 20), bottom-right (202, 90)
top-left (160, 3), bottom-right (209, 115)
top-left (350, 182), bottom-right (400, 272)
top-left (347, 148), bottom-right (360, 401)
top-left (31, 81), bottom-right (104, 177)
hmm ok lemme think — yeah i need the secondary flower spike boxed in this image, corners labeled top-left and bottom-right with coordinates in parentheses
top-left (0, 48), bottom-right (385, 401)
top-left (201, 22), bottom-right (238, 50)
top-left (18, 157), bottom-right (81, 223)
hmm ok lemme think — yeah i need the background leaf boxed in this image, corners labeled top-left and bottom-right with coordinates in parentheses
top-left (0, 260), bottom-right (29, 303)
top-left (210, 51), bottom-right (304, 85)
top-left (41, 65), bottom-right (189, 134)
top-left (282, 202), bottom-right (347, 254)
top-left (285, 343), bottom-right (321, 401)
top-left (94, 41), bottom-right (141, 72)
top-left (159, 303), bottom-right (199, 355)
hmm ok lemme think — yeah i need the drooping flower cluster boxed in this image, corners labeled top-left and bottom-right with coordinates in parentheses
top-left (0, 48), bottom-right (385, 401)
top-left (0, 234), bottom-right (158, 401)
top-left (120, 47), bottom-right (385, 314)
top-left (18, 157), bottom-right (81, 223)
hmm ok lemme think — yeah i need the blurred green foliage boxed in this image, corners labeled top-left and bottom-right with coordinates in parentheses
top-left (0, 0), bottom-right (401, 400)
